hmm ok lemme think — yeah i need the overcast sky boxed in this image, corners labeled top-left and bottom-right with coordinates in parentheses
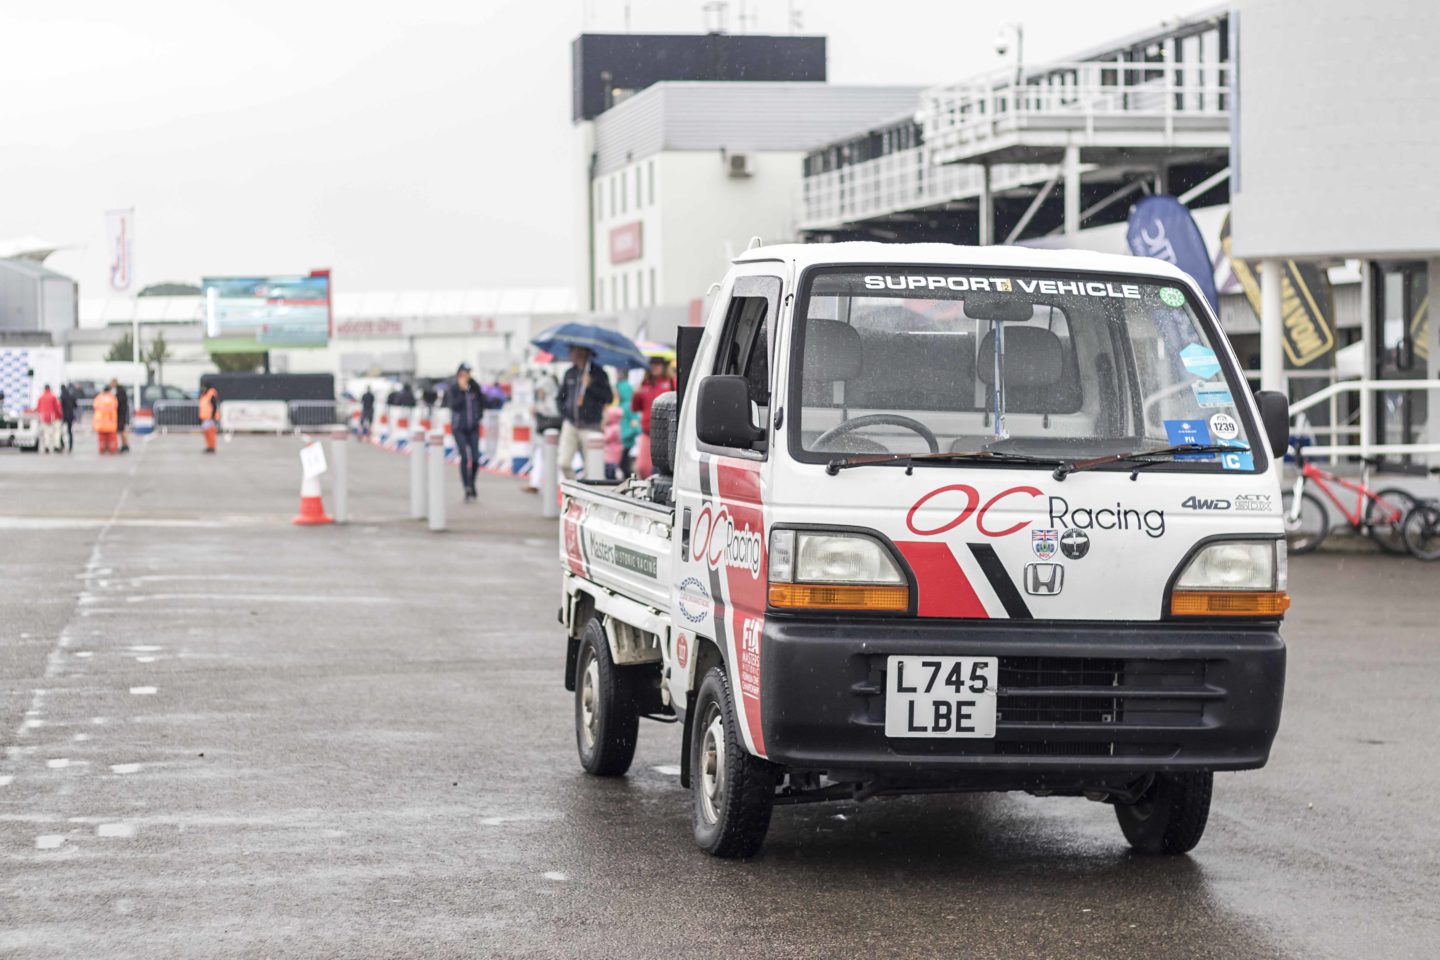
top-left (1, 0), bottom-right (1219, 296)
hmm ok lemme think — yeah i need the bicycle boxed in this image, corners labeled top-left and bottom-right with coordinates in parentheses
top-left (1281, 442), bottom-right (1418, 555)
top-left (1401, 498), bottom-right (1440, 561)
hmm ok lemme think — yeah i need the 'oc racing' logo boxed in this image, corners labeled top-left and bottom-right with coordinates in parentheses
top-left (692, 504), bottom-right (763, 579)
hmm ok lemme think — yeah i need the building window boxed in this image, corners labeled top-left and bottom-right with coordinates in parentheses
top-left (622, 273), bottom-right (630, 310)
top-left (611, 275), bottom-right (617, 312)
top-left (649, 268), bottom-right (656, 306)
top-left (647, 160), bottom-right (655, 205)
top-left (620, 171), bottom-right (627, 215)
top-left (595, 275), bottom-right (603, 310)
top-left (610, 177), bottom-right (617, 217)
top-left (638, 269), bottom-right (646, 307)
top-left (594, 180), bottom-right (603, 221)
top-left (635, 165), bottom-right (644, 208)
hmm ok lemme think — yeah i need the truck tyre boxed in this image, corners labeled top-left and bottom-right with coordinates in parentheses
top-left (574, 618), bottom-right (638, 777)
top-left (649, 392), bottom-right (678, 477)
top-left (690, 666), bottom-right (776, 858)
top-left (1114, 772), bottom-right (1212, 855)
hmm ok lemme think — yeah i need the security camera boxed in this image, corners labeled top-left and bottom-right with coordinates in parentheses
top-left (994, 31), bottom-right (1009, 56)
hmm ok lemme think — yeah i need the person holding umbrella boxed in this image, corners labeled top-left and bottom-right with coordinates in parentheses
top-left (557, 346), bottom-right (611, 479)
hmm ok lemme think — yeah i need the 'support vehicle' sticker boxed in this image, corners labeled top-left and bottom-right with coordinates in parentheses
top-left (1219, 439), bottom-right (1254, 471)
top-left (1192, 380), bottom-right (1234, 408)
top-left (1180, 343), bottom-right (1221, 378)
top-left (1159, 286), bottom-right (1187, 308)
top-left (1164, 419), bottom-right (1216, 460)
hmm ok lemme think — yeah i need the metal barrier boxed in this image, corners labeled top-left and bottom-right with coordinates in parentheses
top-left (153, 400), bottom-right (201, 430)
top-left (1288, 380), bottom-right (1440, 462)
top-left (288, 400), bottom-right (341, 428)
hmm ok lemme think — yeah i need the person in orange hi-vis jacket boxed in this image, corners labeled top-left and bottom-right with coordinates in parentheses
top-left (92, 386), bottom-right (119, 455)
top-left (198, 385), bottom-right (219, 453)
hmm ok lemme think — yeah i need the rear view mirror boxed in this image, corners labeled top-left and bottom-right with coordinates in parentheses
top-left (695, 375), bottom-right (763, 449)
top-left (964, 296), bottom-right (1034, 323)
top-left (1254, 390), bottom-right (1290, 459)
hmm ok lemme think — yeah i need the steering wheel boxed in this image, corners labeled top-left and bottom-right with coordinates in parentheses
top-left (813, 414), bottom-right (939, 454)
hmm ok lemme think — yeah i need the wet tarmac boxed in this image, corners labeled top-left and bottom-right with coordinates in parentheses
top-left (2, 435), bottom-right (1438, 958)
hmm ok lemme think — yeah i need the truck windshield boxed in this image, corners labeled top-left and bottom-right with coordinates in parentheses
top-left (790, 267), bottom-right (1258, 472)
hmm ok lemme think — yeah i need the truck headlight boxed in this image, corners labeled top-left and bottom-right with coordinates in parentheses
top-left (768, 530), bottom-right (909, 612)
top-left (1170, 540), bottom-right (1289, 617)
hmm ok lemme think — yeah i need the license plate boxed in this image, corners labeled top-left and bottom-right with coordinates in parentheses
top-left (884, 656), bottom-right (998, 738)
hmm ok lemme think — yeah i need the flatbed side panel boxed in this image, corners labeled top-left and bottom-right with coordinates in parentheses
top-left (561, 483), bottom-right (674, 616)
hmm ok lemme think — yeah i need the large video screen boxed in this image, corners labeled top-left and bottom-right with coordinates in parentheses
top-left (203, 273), bottom-right (331, 350)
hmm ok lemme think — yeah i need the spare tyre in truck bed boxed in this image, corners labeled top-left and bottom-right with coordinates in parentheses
top-left (649, 391), bottom-right (678, 476)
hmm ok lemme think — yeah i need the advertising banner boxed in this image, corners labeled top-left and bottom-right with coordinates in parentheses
top-left (1126, 196), bottom-right (1220, 311)
top-left (105, 208), bottom-right (135, 292)
top-left (203, 271), bottom-right (332, 350)
top-left (1220, 214), bottom-right (1337, 369)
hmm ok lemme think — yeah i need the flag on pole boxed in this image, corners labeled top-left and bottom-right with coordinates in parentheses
top-left (105, 208), bottom-right (135, 292)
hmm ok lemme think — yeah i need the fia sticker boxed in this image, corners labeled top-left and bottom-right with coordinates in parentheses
top-left (1192, 380), bottom-right (1234, 408)
top-left (1180, 343), bottom-right (1221, 379)
top-left (1163, 419), bottom-right (1216, 460)
top-left (1218, 438), bottom-right (1254, 471)
top-left (1209, 413), bottom-right (1239, 441)
top-left (1031, 528), bottom-right (1058, 560)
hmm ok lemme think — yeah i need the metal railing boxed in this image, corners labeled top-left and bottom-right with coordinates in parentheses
top-left (288, 400), bottom-right (342, 428)
top-left (920, 60), bottom-right (1232, 163)
top-left (1288, 380), bottom-right (1440, 461)
top-left (799, 150), bottom-right (1055, 230)
top-left (153, 399), bottom-right (201, 429)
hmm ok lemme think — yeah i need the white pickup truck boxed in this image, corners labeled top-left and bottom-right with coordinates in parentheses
top-left (559, 242), bottom-right (1291, 858)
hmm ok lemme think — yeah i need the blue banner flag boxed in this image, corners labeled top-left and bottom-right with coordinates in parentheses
top-left (1126, 195), bottom-right (1220, 312)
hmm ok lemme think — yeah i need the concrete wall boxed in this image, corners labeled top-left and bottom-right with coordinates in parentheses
top-left (1230, 0), bottom-right (1440, 260)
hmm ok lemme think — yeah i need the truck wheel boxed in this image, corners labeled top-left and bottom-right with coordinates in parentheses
top-left (690, 666), bottom-right (776, 858)
top-left (574, 618), bottom-right (638, 777)
top-left (1114, 772), bottom-right (1213, 855)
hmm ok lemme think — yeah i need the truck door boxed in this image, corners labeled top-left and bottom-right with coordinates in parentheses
top-left (674, 274), bottom-right (781, 757)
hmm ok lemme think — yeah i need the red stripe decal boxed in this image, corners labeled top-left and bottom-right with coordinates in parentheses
top-left (895, 540), bottom-right (989, 618)
top-left (715, 460), bottom-right (767, 756)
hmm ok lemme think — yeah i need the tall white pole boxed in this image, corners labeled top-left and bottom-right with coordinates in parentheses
top-left (1260, 258), bottom-right (1285, 394)
top-left (131, 208), bottom-right (142, 406)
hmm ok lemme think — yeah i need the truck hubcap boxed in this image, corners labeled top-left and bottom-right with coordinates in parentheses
top-left (699, 708), bottom-right (726, 825)
top-left (579, 655), bottom-right (600, 751)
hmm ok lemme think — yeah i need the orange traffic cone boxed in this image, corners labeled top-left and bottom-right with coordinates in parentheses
top-left (292, 472), bottom-right (333, 526)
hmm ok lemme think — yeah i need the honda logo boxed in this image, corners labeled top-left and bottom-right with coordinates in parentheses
top-left (1024, 563), bottom-right (1064, 596)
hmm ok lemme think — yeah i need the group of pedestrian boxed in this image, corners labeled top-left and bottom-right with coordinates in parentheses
top-left (33, 383), bottom-right (77, 453)
top-left (553, 348), bottom-right (674, 482)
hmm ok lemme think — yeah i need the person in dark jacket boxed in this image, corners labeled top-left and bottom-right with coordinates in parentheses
top-left (557, 346), bottom-right (611, 479)
top-left (110, 379), bottom-right (132, 453)
top-left (447, 363), bottom-right (484, 502)
top-left (359, 388), bottom-right (375, 438)
top-left (59, 384), bottom-right (77, 452)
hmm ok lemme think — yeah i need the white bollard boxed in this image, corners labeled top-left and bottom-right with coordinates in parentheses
top-left (329, 426), bottom-right (349, 524)
top-left (541, 428), bottom-right (560, 519)
top-left (410, 424), bottom-right (427, 520)
top-left (427, 431), bottom-right (447, 532)
top-left (482, 408), bottom-right (501, 464)
top-left (582, 431), bottom-right (606, 480)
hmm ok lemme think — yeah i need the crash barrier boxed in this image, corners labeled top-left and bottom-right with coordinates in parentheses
top-left (288, 400), bottom-right (341, 428)
top-left (153, 400), bottom-right (201, 429)
top-left (1288, 380), bottom-right (1440, 462)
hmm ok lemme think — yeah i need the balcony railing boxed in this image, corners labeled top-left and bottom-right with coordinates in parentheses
top-left (920, 60), bottom-right (1232, 163)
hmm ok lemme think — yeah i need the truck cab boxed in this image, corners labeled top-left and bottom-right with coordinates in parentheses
top-left (560, 242), bottom-right (1290, 858)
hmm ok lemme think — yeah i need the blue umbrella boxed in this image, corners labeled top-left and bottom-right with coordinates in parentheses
top-left (530, 322), bottom-right (648, 369)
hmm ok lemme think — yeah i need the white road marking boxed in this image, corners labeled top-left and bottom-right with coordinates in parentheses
top-left (124, 592), bottom-right (403, 605)
top-left (73, 733), bottom-right (90, 742)
top-left (129, 687), bottom-right (157, 696)
top-left (542, 871), bottom-right (568, 882)
top-left (135, 656), bottom-right (156, 663)
top-left (110, 763), bottom-right (141, 774)
top-left (652, 765), bottom-right (681, 776)
top-left (0, 775), bottom-right (13, 787)
top-left (129, 645), bottom-right (162, 652)
top-left (97, 823), bottom-right (136, 838)
top-left (23, 719), bottom-right (44, 729)
top-left (74, 651), bottom-right (93, 658)
top-left (47, 758), bottom-right (69, 769)
top-left (36, 835), bottom-right (65, 850)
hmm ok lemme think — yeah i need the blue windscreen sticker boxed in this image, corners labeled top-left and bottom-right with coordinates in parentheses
top-left (1218, 438), bottom-right (1254, 471)
top-left (1192, 380), bottom-right (1234, 408)
top-left (1164, 418), bottom-right (1216, 459)
top-left (1180, 343), bottom-right (1221, 379)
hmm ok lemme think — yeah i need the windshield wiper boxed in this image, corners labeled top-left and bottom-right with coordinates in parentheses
top-left (825, 450), bottom-right (1065, 476)
top-left (1051, 443), bottom-right (1236, 482)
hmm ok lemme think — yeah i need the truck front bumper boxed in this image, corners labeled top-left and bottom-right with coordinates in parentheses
top-left (759, 618), bottom-right (1284, 784)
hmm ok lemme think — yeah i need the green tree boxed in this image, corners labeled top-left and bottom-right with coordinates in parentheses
top-left (106, 331), bottom-right (137, 363)
top-left (147, 332), bottom-right (172, 385)
top-left (212, 352), bottom-right (266, 373)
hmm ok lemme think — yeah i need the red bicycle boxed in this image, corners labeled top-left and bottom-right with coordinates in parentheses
top-left (1282, 443), bottom-right (1418, 555)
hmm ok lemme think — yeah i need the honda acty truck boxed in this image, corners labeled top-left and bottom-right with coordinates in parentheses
top-left (558, 242), bottom-right (1290, 858)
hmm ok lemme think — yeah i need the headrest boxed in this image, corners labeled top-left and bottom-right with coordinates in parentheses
top-left (802, 319), bottom-right (863, 382)
top-left (977, 326), bottom-right (1064, 387)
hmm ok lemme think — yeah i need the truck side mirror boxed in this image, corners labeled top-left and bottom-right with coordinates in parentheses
top-left (695, 375), bottom-right (763, 449)
top-left (1254, 390), bottom-right (1290, 459)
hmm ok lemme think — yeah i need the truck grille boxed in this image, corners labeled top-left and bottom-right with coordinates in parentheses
top-left (998, 657), bottom-right (1124, 725)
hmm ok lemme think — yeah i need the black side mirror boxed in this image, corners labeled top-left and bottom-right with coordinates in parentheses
top-left (1255, 390), bottom-right (1290, 459)
top-left (695, 375), bottom-right (763, 449)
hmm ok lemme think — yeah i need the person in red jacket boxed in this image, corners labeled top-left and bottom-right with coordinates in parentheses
top-left (631, 356), bottom-right (676, 477)
top-left (35, 384), bottom-right (63, 454)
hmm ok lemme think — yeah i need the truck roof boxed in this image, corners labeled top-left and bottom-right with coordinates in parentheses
top-left (733, 241), bottom-right (1191, 283)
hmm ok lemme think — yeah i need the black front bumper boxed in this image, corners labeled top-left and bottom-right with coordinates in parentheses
top-left (760, 618), bottom-right (1285, 784)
